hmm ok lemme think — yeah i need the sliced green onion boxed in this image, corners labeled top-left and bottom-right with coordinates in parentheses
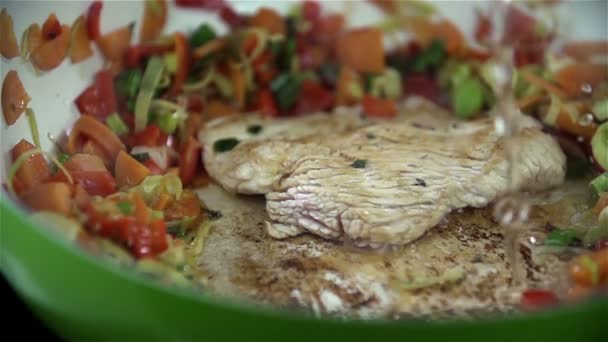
top-left (590, 173), bottom-right (608, 196)
top-left (7, 149), bottom-right (73, 196)
top-left (116, 201), bottom-right (134, 215)
top-left (135, 57), bottom-right (165, 132)
top-left (20, 25), bottom-right (31, 60)
top-left (190, 23), bottom-right (216, 49)
top-left (580, 255), bottom-right (600, 286)
top-left (151, 99), bottom-right (183, 112)
top-left (452, 77), bottom-right (484, 119)
top-left (583, 208), bottom-right (608, 246)
top-left (370, 67), bottom-right (402, 100)
top-left (25, 108), bottom-right (41, 149)
top-left (213, 73), bottom-right (234, 98)
top-left (591, 122), bottom-right (608, 170)
top-left (545, 229), bottom-right (580, 246)
top-left (183, 65), bottom-right (216, 92)
top-left (163, 53), bottom-right (178, 74)
top-left (106, 113), bottom-right (130, 136)
top-left (156, 111), bottom-right (182, 135)
top-left (592, 98), bottom-right (608, 121)
top-left (213, 138), bottom-right (240, 153)
top-left (115, 69), bottom-right (142, 99)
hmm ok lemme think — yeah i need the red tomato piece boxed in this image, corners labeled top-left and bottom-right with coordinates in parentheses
top-left (361, 95), bottom-right (397, 118)
top-left (86, 1), bottom-right (103, 41)
top-left (42, 13), bottom-right (62, 41)
top-left (179, 136), bottom-right (202, 186)
top-left (126, 125), bottom-right (163, 147)
top-left (74, 70), bottom-right (118, 120)
top-left (50, 170), bottom-right (117, 197)
top-left (292, 80), bottom-right (334, 115)
top-left (124, 42), bottom-right (173, 68)
top-left (257, 89), bottom-right (278, 118)
top-left (520, 289), bottom-right (560, 311)
top-left (403, 73), bottom-right (440, 104)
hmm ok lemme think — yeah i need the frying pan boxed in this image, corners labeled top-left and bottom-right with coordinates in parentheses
top-left (1, 1), bottom-right (606, 340)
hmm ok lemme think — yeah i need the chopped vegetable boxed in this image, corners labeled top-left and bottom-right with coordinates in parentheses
top-left (69, 15), bottom-right (94, 63)
top-left (250, 7), bottom-right (285, 35)
top-left (256, 89), bottom-right (279, 118)
top-left (115, 150), bottom-right (151, 188)
top-left (189, 23), bottom-right (216, 48)
top-left (140, 0), bottom-right (168, 42)
top-left (86, 1), bottom-right (103, 40)
top-left (2, 70), bottom-right (30, 126)
top-left (554, 63), bottom-right (608, 98)
top-left (135, 57), bottom-right (165, 132)
top-left (106, 113), bottom-right (130, 136)
top-left (591, 122), bottom-right (608, 170)
top-left (25, 109), bottom-right (41, 149)
top-left (351, 159), bottom-right (367, 169)
top-left (369, 67), bottom-right (403, 100)
top-left (592, 98), bottom-right (608, 121)
top-left (545, 229), bottom-right (580, 247)
top-left (213, 137), bottom-right (240, 153)
top-left (590, 173), bottom-right (608, 196)
top-left (21, 182), bottom-right (72, 215)
top-left (165, 32), bottom-right (190, 97)
top-left (96, 22), bottom-right (135, 71)
top-left (362, 95), bottom-right (397, 118)
top-left (336, 28), bottom-right (385, 73)
top-left (583, 208), bottom-right (608, 246)
top-left (0, 8), bottom-right (20, 59)
top-left (452, 77), bottom-right (484, 119)
top-left (336, 66), bottom-right (362, 106)
top-left (21, 23), bottom-right (42, 60)
top-left (271, 73), bottom-right (303, 110)
top-left (8, 141), bottom-right (52, 195)
top-left (67, 115), bottom-right (126, 167)
top-left (562, 40), bottom-right (608, 62)
top-left (117, 201), bottom-right (135, 215)
top-left (520, 289), bottom-right (559, 311)
top-left (411, 17), bottom-right (465, 56)
top-left (30, 25), bottom-right (71, 71)
top-left (75, 70), bottom-right (119, 120)
top-left (413, 39), bottom-right (445, 72)
top-left (115, 69), bottom-right (143, 99)
top-left (64, 153), bottom-right (107, 173)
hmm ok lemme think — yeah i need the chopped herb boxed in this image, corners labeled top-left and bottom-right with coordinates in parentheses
top-left (204, 208), bottom-right (223, 220)
top-left (414, 178), bottom-right (427, 187)
top-left (270, 73), bottom-right (302, 110)
top-left (115, 69), bottom-right (142, 99)
top-left (545, 229), bottom-right (581, 247)
top-left (190, 23), bottom-right (216, 48)
top-left (270, 38), bottom-right (297, 72)
top-left (116, 201), bottom-right (134, 215)
top-left (131, 152), bottom-right (150, 163)
top-left (57, 153), bottom-right (70, 164)
top-left (247, 124), bottom-right (263, 134)
top-left (351, 159), bottom-right (367, 168)
top-left (213, 138), bottom-right (240, 153)
top-left (413, 39), bottom-right (445, 72)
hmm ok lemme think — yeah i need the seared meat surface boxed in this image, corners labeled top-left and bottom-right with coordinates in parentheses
top-left (200, 99), bottom-right (566, 247)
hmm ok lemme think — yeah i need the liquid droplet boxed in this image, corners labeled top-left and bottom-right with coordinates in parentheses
top-left (580, 83), bottom-right (593, 94)
top-left (577, 113), bottom-right (595, 127)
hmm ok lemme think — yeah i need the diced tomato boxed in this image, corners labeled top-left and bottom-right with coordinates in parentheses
top-left (86, 1), bottom-right (103, 40)
top-left (164, 190), bottom-right (201, 221)
top-left (131, 219), bottom-right (168, 258)
top-left (302, 1), bottom-right (322, 24)
top-left (503, 4), bottom-right (552, 67)
top-left (185, 94), bottom-right (204, 112)
top-left (126, 125), bottom-right (164, 147)
top-left (362, 95), bottom-right (397, 118)
top-left (403, 73), bottom-right (440, 104)
top-left (179, 136), bottom-right (202, 186)
top-left (165, 32), bottom-right (190, 97)
top-left (75, 70), bottom-right (118, 120)
top-left (503, 5), bottom-right (537, 46)
top-left (42, 13), bottom-right (62, 40)
top-left (125, 42), bottom-right (173, 68)
top-left (50, 170), bottom-right (117, 197)
top-left (256, 89), bottom-right (278, 118)
top-left (520, 289), bottom-right (560, 311)
top-left (292, 80), bottom-right (334, 115)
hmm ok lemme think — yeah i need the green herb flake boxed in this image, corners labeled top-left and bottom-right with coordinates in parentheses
top-left (545, 229), bottom-right (580, 247)
top-left (247, 124), bottom-right (263, 135)
top-left (116, 201), bottom-right (134, 215)
top-left (213, 138), bottom-right (240, 153)
top-left (351, 159), bottom-right (367, 169)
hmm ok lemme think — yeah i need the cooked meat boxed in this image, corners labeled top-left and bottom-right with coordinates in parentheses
top-left (199, 99), bottom-right (566, 247)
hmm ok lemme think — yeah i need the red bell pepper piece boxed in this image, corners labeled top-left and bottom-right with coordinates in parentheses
top-left (257, 89), bottom-right (278, 118)
top-left (361, 95), bottom-right (397, 118)
top-left (179, 136), bottom-right (202, 186)
top-left (292, 80), bottom-right (334, 115)
top-left (165, 32), bottom-right (190, 97)
top-left (520, 289), bottom-right (560, 311)
top-left (124, 42), bottom-right (173, 68)
top-left (86, 1), bottom-right (103, 41)
top-left (126, 125), bottom-right (163, 147)
top-left (74, 69), bottom-right (118, 120)
top-left (42, 13), bottom-right (62, 41)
